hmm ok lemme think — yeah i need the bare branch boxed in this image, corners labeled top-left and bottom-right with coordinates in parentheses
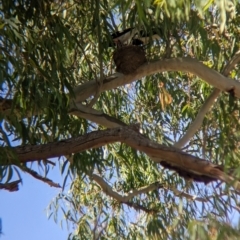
top-left (3, 57), bottom-right (240, 136)
top-left (174, 88), bottom-right (221, 148)
top-left (92, 174), bottom-right (163, 202)
top-left (74, 57), bottom-right (240, 103)
top-left (69, 103), bottom-right (126, 128)
top-left (1, 96), bottom-right (126, 130)
top-left (93, 172), bottom-right (208, 204)
top-left (22, 166), bottom-right (61, 188)
top-left (168, 187), bottom-right (207, 202)
top-left (92, 174), bottom-right (159, 213)
top-left (92, 174), bottom-right (124, 201)
top-left (174, 51), bottom-right (240, 148)
top-left (2, 126), bottom-right (239, 190)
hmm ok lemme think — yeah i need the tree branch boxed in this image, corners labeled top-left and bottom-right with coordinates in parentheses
top-left (174, 51), bottom-right (240, 148)
top-left (69, 103), bottom-right (127, 128)
top-left (21, 166), bottom-right (61, 188)
top-left (3, 57), bottom-right (240, 135)
top-left (0, 179), bottom-right (21, 192)
top-left (93, 173), bottom-right (208, 204)
top-left (92, 174), bottom-right (163, 202)
top-left (174, 88), bottom-right (221, 148)
top-left (2, 126), bottom-right (239, 190)
top-left (74, 57), bottom-right (240, 103)
top-left (222, 50), bottom-right (240, 76)
top-left (92, 174), bottom-right (159, 213)
top-left (1, 96), bottom-right (126, 130)
top-left (166, 186), bottom-right (208, 202)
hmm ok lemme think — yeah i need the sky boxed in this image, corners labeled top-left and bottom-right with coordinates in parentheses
top-left (0, 166), bottom-right (70, 240)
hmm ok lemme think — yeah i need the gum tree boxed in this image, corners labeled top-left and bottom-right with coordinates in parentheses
top-left (0, 0), bottom-right (240, 239)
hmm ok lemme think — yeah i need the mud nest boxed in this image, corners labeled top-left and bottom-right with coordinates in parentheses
top-left (113, 45), bottom-right (147, 74)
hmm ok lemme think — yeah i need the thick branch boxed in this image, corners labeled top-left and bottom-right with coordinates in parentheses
top-left (60, 55), bottom-right (240, 140)
top-left (74, 58), bottom-right (240, 103)
top-left (175, 51), bottom-right (240, 148)
top-left (2, 126), bottom-right (239, 190)
top-left (2, 57), bottom-right (240, 134)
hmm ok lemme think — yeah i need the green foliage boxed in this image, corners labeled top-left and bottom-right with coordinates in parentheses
top-left (1, 0), bottom-right (240, 239)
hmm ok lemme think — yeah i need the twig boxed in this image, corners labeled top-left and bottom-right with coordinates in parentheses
top-left (92, 174), bottom-right (161, 213)
top-left (222, 51), bottom-right (240, 76)
top-left (92, 174), bottom-right (160, 202)
top-left (0, 179), bottom-right (21, 192)
top-left (22, 166), bottom-right (61, 188)
top-left (168, 187), bottom-right (207, 202)
top-left (42, 159), bottom-right (56, 166)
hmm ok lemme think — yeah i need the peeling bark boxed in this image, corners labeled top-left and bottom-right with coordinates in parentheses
top-left (3, 126), bottom-right (239, 190)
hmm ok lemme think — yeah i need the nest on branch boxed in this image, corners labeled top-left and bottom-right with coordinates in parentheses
top-left (113, 45), bottom-right (147, 74)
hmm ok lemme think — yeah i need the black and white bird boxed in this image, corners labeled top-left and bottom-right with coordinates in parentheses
top-left (110, 28), bottom-right (161, 47)
top-left (131, 30), bottom-right (161, 46)
top-left (111, 28), bottom-right (138, 47)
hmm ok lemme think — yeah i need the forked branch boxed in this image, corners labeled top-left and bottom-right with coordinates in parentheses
top-left (92, 174), bottom-right (161, 213)
top-left (175, 51), bottom-right (240, 148)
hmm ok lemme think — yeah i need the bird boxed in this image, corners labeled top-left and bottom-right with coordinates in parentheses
top-left (111, 28), bottom-right (138, 47)
top-left (110, 28), bottom-right (161, 47)
top-left (131, 30), bottom-right (161, 46)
